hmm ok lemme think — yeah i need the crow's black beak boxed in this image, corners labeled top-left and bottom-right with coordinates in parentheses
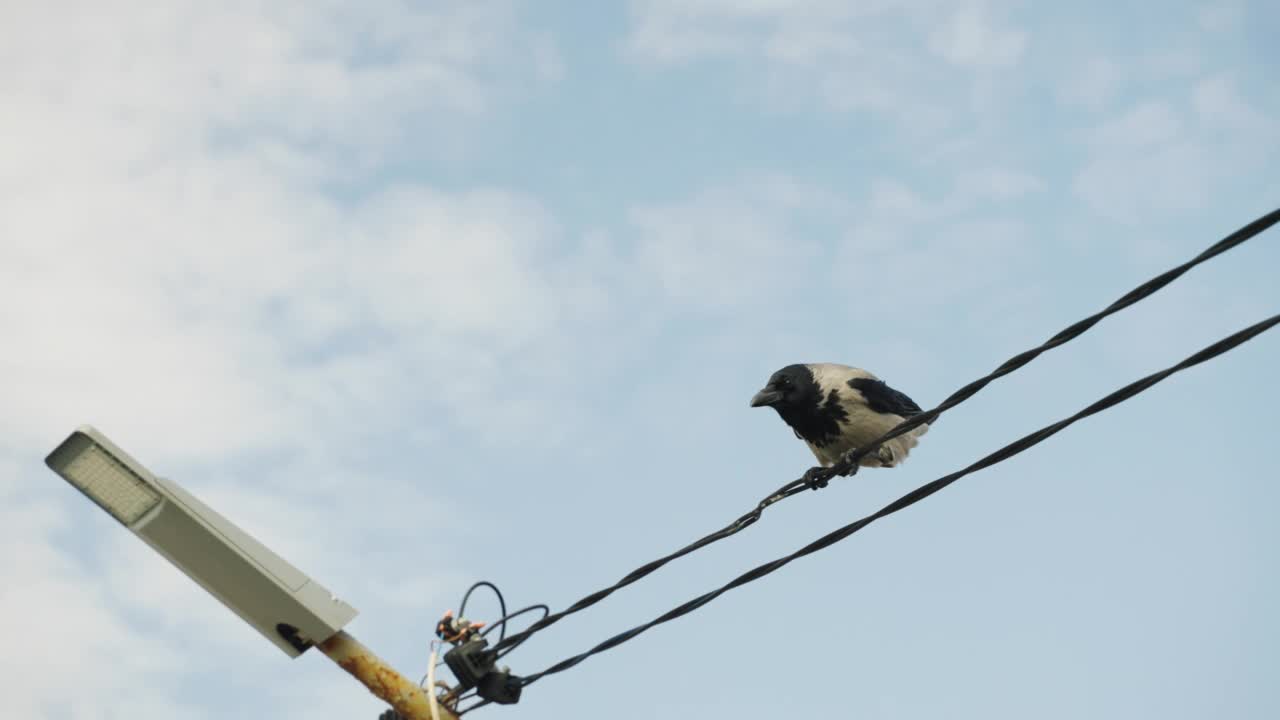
top-left (750, 388), bottom-right (782, 408)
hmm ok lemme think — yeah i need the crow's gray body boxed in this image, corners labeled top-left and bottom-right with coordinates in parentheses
top-left (751, 362), bottom-right (928, 468)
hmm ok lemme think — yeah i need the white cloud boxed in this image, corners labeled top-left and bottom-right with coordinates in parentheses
top-left (0, 475), bottom-right (199, 720)
top-left (870, 179), bottom-right (930, 217)
top-left (0, 170), bottom-right (593, 459)
top-left (951, 167), bottom-right (1046, 204)
top-left (1057, 57), bottom-right (1123, 111)
top-left (0, 3), bottom-right (574, 719)
top-left (625, 176), bottom-right (841, 311)
top-left (867, 166), bottom-right (1043, 221)
top-left (832, 208), bottom-right (1037, 322)
top-left (0, 0), bottom-right (555, 174)
top-left (1198, 1), bottom-right (1244, 32)
top-left (1073, 76), bottom-right (1278, 224)
top-left (927, 4), bottom-right (1027, 68)
top-left (1087, 101), bottom-right (1184, 149)
top-left (625, 0), bottom-right (1029, 131)
top-left (1192, 73), bottom-right (1273, 136)
top-left (614, 169), bottom-right (1040, 344)
top-left (0, 0), bottom-right (590, 453)
top-left (1074, 141), bottom-right (1207, 224)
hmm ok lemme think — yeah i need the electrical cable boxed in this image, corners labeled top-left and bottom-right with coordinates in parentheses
top-left (427, 645), bottom-right (442, 720)
top-left (513, 312), bottom-right (1280, 687)
top-left (459, 581), bottom-right (508, 644)
top-left (479, 605), bottom-right (550, 659)
top-left (435, 584), bottom-right (548, 714)
top-left (456, 697), bottom-right (489, 715)
top-left (492, 206), bottom-right (1280, 658)
top-left (449, 605), bottom-right (553, 713)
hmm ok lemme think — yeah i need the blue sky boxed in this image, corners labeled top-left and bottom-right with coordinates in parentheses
top-left (2, 1), bottom-right (1278, 719)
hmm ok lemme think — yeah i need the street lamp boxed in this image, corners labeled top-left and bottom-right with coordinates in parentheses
top-left (45, 425), bottom-right (452, 720)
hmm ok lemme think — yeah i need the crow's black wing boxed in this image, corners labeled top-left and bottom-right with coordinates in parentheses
top-left (848, 377), bottom-right (923, 417)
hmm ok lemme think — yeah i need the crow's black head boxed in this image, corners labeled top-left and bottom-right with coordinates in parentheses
top-left (750, 364), bottom-right (820, 412)
top-left (751, 363), bottom-right (849, 446)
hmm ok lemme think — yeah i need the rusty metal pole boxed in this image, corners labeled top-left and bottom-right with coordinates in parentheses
top-left (319, 630), bottom-right (459, 720)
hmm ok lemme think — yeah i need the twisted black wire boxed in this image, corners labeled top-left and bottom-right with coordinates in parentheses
top-left (516, 312), bottom-right (1280, 686)
top-left (491, 207), bottom-right (1280, 657)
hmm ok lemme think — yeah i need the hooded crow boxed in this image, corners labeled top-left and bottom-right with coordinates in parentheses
top-left (751, 363), bottom-right (928, 486)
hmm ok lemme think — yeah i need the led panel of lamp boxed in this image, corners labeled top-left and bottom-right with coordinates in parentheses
top-left (63, 444), bottom-right (162, 525)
